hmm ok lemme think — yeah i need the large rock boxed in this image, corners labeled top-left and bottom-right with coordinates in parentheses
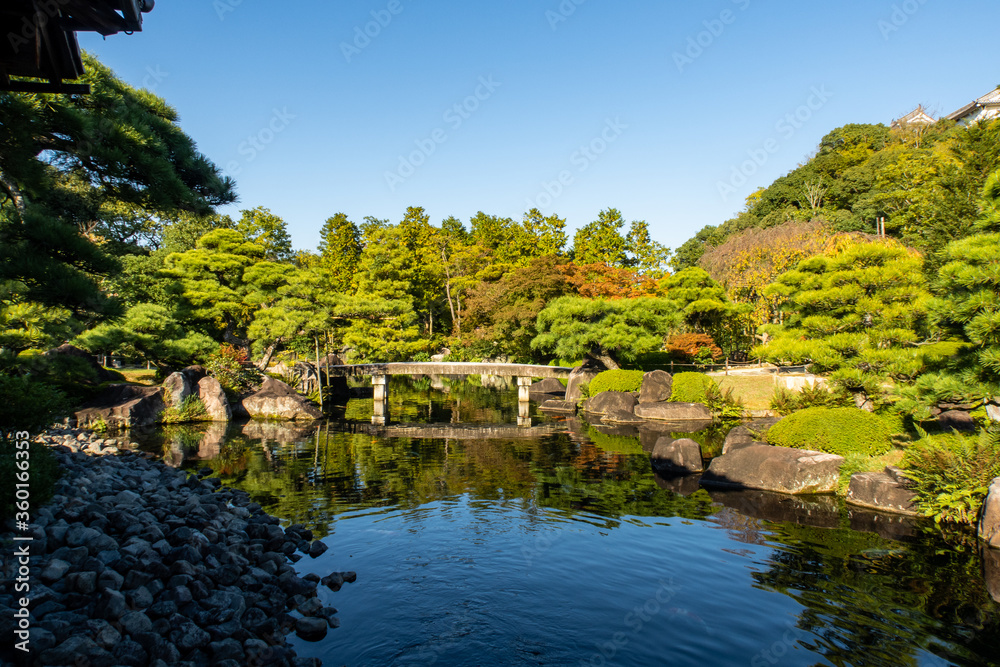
top-left (709, 488), bottom-right (841, 528)
top-left (634, 402), bottom-right (712, 422)
top-left (938, 410), bottom-right (976, 432)
top-left (723, 417), bottom-right (782, 454)
top-left (539, 400), bottom-right (577, 415)
top-left (242, 378), bottom-right (323, 421)
top-left (638, 370), bottom-right (673, 404)
top-left (75, 385), bottom-right (166, 430)
top-left (529, 378), bottom-right (566, 396)
top-left (980, 478), bottom-right (1000, 549)
top-left (701, 444), bottom-right (844, 495)
top-left (565, 361), bottom-right (603, 403)
top-left (650, 437), bottom-right (703, 474)
top-left (987, 403), bottom-right (1000, 423)
top-left (846, 468), bottom-right (919, 516)
top-left (198, 377), bottom-right (231, 422)
top-left (583, 391), bottom-right (638, 416)
top-left (601, 408), bottom-right (645, 425)
top-left (163, 372), bottom-right (194, 407)
top-left (984, 545), bottom-right (1000, 603)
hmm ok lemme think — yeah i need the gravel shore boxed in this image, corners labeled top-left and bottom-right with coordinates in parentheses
top-left (1, 428), bottom-right (353, 666)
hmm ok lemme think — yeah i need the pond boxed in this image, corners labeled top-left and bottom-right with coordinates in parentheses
top-left (140, 377), bottom-right (1000, 666)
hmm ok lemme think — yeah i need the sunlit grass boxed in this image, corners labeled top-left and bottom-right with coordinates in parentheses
top-left (116, 368), bottom-right (158, 385)
top-left (715, 374), bottom-right (776, 411)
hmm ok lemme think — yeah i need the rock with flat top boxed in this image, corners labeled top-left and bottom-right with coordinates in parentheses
top-left (75, 385), bottom-right (166, 430)
top-left (529, 378), bottom-right (565, 396)
top-left (701, 444), bottom-right (844, 495)
top-left (846, 469), bottom-right (919, 516)
top-left (584, 391), bottom-right (637, 416)
top-left (539, 400), bottom-right (577, 414)
top-left (242, 378), bottom-right (323, 421)
top-left (634, 402), bottom-right (711, 422)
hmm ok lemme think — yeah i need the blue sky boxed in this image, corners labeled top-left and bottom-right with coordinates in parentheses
top-left (81, 0), bottom-right (999, 256)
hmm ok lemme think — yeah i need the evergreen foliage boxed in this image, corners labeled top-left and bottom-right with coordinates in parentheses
top-left (668, 373), bottom-right (718, 404)
top-left (766, 407), bottom-right (892, 457)
top-left (588, 370), bottom-right (645, 395)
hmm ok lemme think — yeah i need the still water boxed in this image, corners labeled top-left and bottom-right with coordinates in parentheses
top-left (147, 377), bottom-right (1000, 666)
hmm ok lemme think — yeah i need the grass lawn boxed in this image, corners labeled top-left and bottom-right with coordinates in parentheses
top-left (715, 374), bottom-right (777, 411)
top-left (116, 368), bottom-right (158, 386)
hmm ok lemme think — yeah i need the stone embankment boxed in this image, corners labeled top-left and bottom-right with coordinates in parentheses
top-left (0, 429), bottom-right (352, 666)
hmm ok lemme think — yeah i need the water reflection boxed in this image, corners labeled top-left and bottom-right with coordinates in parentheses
top-left (138, 376), bottom-right (999, 666)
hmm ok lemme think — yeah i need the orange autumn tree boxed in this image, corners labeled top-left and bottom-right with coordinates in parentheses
top-left (561, 262), bottom-right (660, 299)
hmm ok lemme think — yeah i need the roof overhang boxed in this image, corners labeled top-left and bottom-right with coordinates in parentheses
top-left (0, 1), bottom-right (154, 94)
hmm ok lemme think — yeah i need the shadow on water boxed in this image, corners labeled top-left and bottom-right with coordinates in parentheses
top-left (134, 376), bottom-right (1000, 666)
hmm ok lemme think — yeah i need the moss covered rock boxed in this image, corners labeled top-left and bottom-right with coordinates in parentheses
top-left (767, 407), bottom-right (892, 457)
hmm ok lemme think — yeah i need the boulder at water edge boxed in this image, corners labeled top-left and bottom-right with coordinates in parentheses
top-left (650, 437), bottom-right (704, 474)
top-left (529, 378), bottom-right (566, 396)
top-left (634, 402), bottom-right (712, 422)
top-left (198, 376), bottom-right (231, 421)
top-left (846, 467), bottom-right (919, 516)
top-left (984, 545), bottom-right (1000, 603)
top-left (722, 417), bottom-right (782, 454)
top-left (980, 478), bottom-right (1000, 549)
top-left (638, 370), bottom-right (673, 404)
top-left (565, 361), bottom-right (602, 403)
top-left (163, 371), bottom-right (194, 407)
top-left (242, 377), bottom-right (323, 421)
top-left (701, 444), bottom-right (844, 495)
top-left (75, 385), bottom-right (166, 429)
top-left (584, 391), bottom-right (638, 416)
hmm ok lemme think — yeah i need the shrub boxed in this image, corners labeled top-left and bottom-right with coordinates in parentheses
top-left (769, 382), bottom-right (853, 415)
top-left (669, 373), bottom-right (718, 404)
top-left (703, 383), bottom-right (745, 420)
top-left (902, 429), bottom-right (1000, 525)
top-left (0, 437), bottom-right (63, 520)
top-left (0, 375), bottom-right (69, 434)
top-left (589, 370), bottom-right (645, 395)
top-left (159, 396), bottom-right (209, 424)
top-left (205, 344), bottom-right (262, 394)
top-left (766, 407), bottom-right (892, 457)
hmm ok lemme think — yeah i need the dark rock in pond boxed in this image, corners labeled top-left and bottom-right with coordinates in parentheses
top-left (296, 616), bottom-right (329, 641)
top-left (638, 370), bottom-right (673, 404)
top-left (701, 444), bottom-right (844, 495)
top-left (650, 437), bottom-right (704, 474)
top-left (529, 377), bottom-right (566, 396)
top-left (981, 477), bottom-right (1000, 549)
top-left (584, 391), bottom-right (638, 416)
top-left (75, 384), bottom-right (166, 430)
top-left (198, 376), bottom-right (232, 422)
top-left (708, 488), bottom-right (841, 528)
top-left (601, 408), bottom-right (645, 425)
top-left (846, 470), bottom-right (919, 516)
top-left (308, 540), bottom-right (328, 558)
top-left (937, 409), bottom-right (977, 432)
top-left (722, 417), bottom-right (782, 454)
top-left (653, 472), bottom-right (703, 496)
top-left (983, 545), bottom-right (1000, 604)
top-left (565, 361), bottom-right (603, 403)
top-left (634, 402), bottom-right (712, 422)
top-left (243, 377), bottom-right (323, 421)
top-left (539, 399), bottom-right (577, 415)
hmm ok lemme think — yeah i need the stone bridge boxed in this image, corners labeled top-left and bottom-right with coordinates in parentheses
top-left (326, 362), bottom-right (574, 425)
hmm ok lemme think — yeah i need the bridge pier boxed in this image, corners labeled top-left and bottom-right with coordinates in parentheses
top-left (517, 377), bottom-right (532, 427)
top-left (372, 375), bottom-right (388, 425)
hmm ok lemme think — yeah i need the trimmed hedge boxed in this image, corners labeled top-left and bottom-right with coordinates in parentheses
top-left (589, 370), bottom-right (645, 395)
top-left (766, 407), bottom-right (892, 457)
top-left (668, 373), bottom-right (718, 404)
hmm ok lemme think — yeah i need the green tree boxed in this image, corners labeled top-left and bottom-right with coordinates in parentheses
top-left (234, 206), bottom-right (294, 262)
top-left (532, 296), bottom-right (681, 369)
top-left (625, 220), bottom-right (671, 277)
top-left (572, 208), bottom-right (628, 266)
top-left (317, 213), bottom-right (362, 293)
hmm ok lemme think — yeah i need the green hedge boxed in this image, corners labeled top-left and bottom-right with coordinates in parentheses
top-left (589, 370), bottom-right (645, 395)
top-left (766, 407), bottom-right (892, 457)
top-left (668, 373), bottom-right (717, 404)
